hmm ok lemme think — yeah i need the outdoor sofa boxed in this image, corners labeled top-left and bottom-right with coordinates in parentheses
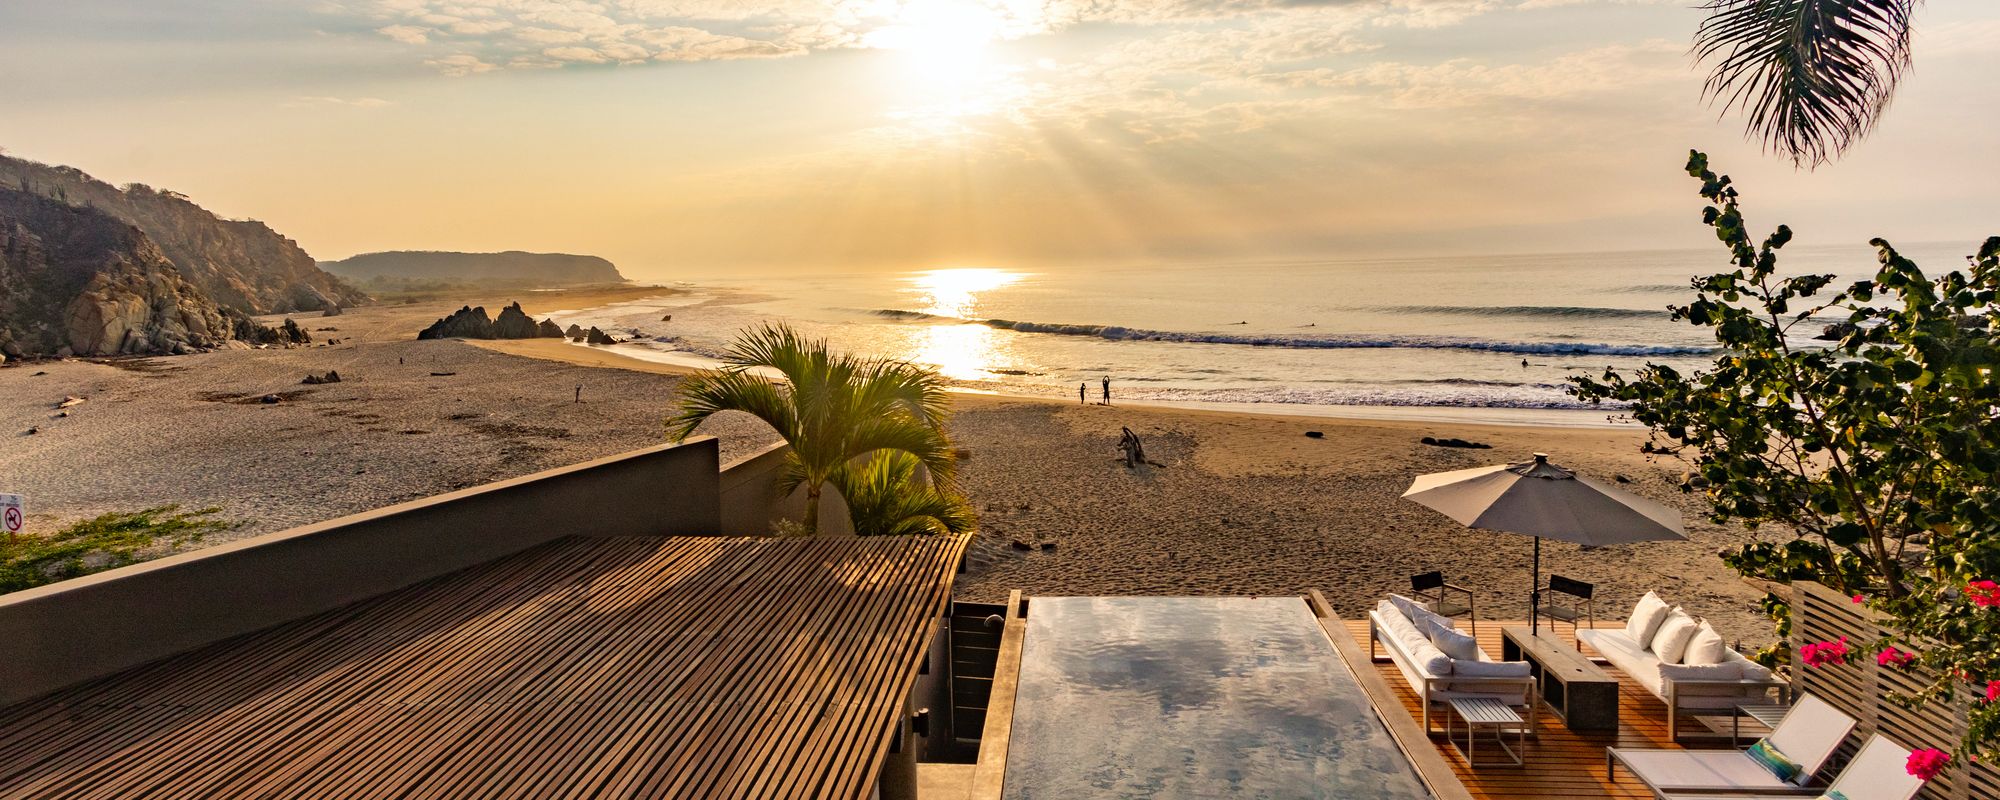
top-left (1370, 593), bottom-right (1536, 733)
top-left (1578, 590), bottom-right (1786, 740)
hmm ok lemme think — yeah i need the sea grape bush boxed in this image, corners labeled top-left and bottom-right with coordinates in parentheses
top-left (1571, 151), bottom-right (2000, 761)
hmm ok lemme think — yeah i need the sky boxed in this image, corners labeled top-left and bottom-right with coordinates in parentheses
top-left (1, 0), bottom-right (1996, 279)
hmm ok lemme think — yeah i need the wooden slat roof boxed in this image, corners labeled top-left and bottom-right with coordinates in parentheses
top-left (0, 534), bottom-right (968, 800)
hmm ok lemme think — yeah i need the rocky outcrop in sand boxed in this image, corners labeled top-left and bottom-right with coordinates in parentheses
top-left (586, 327), bottom-right (618, 345)
top-left (1, 189), bottom-right (232, 356)
top-left (417, 302), bottom-right (566, 341)
top-left (0, 154), bottom-right (368, 314)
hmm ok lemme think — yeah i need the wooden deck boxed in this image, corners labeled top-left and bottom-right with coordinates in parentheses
top-left (1340, 619), bottom-right (1754, 800)
top-left (0, 534), bottom-right (969, 800)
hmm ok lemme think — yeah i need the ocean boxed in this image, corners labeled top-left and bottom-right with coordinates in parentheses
top-left (543, 243), bottom-right (1971, 423)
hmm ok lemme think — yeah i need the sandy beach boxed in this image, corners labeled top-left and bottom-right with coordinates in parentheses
top-left (1, 291), bottom-right (1779, 644)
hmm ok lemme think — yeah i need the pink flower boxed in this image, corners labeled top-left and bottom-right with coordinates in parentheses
top-left (1799, 637), bottom-right (1851, 668)
top-left (1986, 680), bottom-right (1999, 704)
top-left (1876, 647), bottom-right (1916, 669)
top-left (1906, 748), bottom-right (1951, 781)
top-left (1852, 594), bottom-right (1866, 604)
top-left (1968, 580), bottom-right (2000, 607)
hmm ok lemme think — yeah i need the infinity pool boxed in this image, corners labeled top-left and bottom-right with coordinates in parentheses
top-left (1002, 596), bottom-right (1433, 799)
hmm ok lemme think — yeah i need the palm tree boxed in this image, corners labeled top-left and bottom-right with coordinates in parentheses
top-left (1695, 0), bottom-right (1920, 168)
top-left (667, 323), bottom-right (959, 534)
top-left (829, 452), bottom-right (978, 537)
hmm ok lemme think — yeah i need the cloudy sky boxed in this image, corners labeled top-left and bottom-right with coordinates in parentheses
top-left (1, 0), bottom-right (1995, 276)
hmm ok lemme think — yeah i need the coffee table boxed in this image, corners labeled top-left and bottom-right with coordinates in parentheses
top-left (1502, 625), bottom-right (1620, 731)
top-left (1445, 696), bottom-right (1526, 767)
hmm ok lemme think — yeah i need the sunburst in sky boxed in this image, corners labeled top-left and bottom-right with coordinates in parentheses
top-left (1, 1), bottom-right (1996, 276)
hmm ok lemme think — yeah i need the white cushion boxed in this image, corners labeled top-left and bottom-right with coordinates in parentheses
top-left (1683, 621), bottom-right (1728, 665)
top-left (1428, 622), bottom-right (1479, 661)
top-left (1625, 591), bottom-right (1672, 643)
top-left (1650, 610), bottom-right (1700, 662)
top-left (1453, 659), bottom-right (1531, 678)
top-left (1409, 638), bottom-right (1453, 676)
top-left (1389, 593), bottom-right (1454, 631)
top-left (1658, 661), bottom-right (1741, 684)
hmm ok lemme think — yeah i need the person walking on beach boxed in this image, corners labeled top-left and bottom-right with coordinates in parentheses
top-left (1079, 382), bottom-right (1086, 405)
top-left (1101, 376), bottom-right (1111, 405)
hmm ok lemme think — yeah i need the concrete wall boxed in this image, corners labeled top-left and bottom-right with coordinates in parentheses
top-left (0, 437), bottom-right (722, 707)
top-left (718, 441), bottom-right (852, 536)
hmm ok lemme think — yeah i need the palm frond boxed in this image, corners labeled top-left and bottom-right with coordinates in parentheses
top-left (843, 415), bottom-right (958, 488)
top-left (1694, 0), bottom-right (1918, 167)
top-left (831, 453), bottom-right (977, 537)
top-left (665, 368), bottom-right (796, 442)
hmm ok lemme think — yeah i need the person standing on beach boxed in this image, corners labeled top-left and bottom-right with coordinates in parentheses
top-left (1101, 376), bottom-right (1111, 405)
top-left (1079, 383), bottom-right (1086, 405)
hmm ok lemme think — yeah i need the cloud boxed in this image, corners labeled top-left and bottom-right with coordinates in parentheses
top-left (284, 95), bottom-right (395, 108)
top-left (376, 24), bottom-right (432, 44)
top-left (424, 52), bottom-right (500, 75)
top-left (333, 0), bottom-right (1628, 75)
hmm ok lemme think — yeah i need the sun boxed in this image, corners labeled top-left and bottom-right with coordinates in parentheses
top-left (864, 0), bottom-right (1009, 86)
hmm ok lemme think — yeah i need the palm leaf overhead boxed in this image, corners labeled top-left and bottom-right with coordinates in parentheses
top-left (668, 323), bottom-right (967, 534)
top-left (1694, 0), bottom-right (1918, 167)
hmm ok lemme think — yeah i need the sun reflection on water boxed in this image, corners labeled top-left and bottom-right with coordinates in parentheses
top-left (905, 268), bottom-right (1023, 380)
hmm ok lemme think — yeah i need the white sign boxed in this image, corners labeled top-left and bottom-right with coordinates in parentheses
top-left (1, 494), bottom-right (22, 535)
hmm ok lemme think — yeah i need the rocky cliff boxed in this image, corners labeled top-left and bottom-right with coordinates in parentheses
top-left (323, 250), bottom-right (625, 287)
top-left (0, 155), bottom-right (368, 314)
top-left (0, 189), bottom-right (233, 357)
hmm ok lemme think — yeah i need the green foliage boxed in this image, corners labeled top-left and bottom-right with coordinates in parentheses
top-left (1695, 0), bottom-right (1919, 167)
top-left (1572, 151), bottom-right (2000, 758)
top-left (669, 323), bottom-right (971, 535)
top-left (0, 506), bottom-right (234, 593)
top-left (831, 452), bottom-right (979, 537)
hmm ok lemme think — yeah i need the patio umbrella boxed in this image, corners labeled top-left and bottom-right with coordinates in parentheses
top-left (1401, 453), bottom-right (1686, 633)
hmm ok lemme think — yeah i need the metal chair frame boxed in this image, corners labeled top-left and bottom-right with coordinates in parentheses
top-left (1410, 571), bottom-right (1478, 635)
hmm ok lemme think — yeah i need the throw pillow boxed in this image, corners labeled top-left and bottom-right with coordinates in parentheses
top-left (1683, 621), bottom-right (1728, 665)
top-left (1625, 591), bottom-right (1672, 643)
top-left (1389, 593), bottom-right (1453, 631)
top-left (1746, 739), bottom-right (1802, 782)
top-left (1650, 610), bottom-right (1700, 662)
top-left (1427, 621), bottom-right (1479, 661)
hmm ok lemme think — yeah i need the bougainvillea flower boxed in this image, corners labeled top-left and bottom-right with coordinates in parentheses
top-left (1967, 580), bottom-right (2000, 607)
top-left (1876, 647), bottom-right (1915, 669)
top-left (1906, 748), bottom-right (1951, 781)
top-left (1799, 637), bottom-right (1851, 668)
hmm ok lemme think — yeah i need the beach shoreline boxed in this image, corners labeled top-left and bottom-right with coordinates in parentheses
top-left (2, 288), bottom-right (1777, 643)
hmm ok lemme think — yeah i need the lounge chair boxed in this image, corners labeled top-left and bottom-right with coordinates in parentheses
top-left (1653, 734), bottom-right (1925, 800)
top-left (1607, 693), bottom-right (1856, 794)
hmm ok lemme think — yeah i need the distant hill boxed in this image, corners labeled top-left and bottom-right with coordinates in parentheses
top-left (321, 251), bottom-right (626, 287)
top-left (0, 154), bottom-right (368, 314)
top-left (0, 188), bottom-right (236, 357)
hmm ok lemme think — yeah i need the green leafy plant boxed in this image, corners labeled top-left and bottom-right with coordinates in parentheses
top-left (830, 452), bottom-right (979, 537)
top-left (1, 506), bottom-right (234, 593)
top-left (1572, 151), bottom-right (2000, 758)
top-left (668, 323), bottom-right (969, 534)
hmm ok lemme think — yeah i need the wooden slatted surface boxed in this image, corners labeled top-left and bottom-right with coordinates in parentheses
top-left (1340, 619), bottom-right (1744, 800)
top-left (0, 534), bottom-right (969, 800)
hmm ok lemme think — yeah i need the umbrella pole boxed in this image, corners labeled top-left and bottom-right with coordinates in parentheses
top-left (1531, 536), bottom-right (1541, 635)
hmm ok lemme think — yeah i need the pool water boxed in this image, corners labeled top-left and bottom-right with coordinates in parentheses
top-left (1002, 596), bottom-right (1434, 799)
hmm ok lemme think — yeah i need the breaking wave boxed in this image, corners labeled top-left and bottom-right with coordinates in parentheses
top-left (1380, 305), bottom-right (1667, 321)
top-left (973, 317), bottom-right (1712, 357)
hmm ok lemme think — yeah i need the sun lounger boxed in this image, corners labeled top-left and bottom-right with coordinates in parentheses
top-left (1607, 693), bottom-right (1855, 794)
top-left (1652, 734), bottom-right (1924, 800)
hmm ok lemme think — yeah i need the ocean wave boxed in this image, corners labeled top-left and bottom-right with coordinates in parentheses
top-left (976, 317), bottom-right (1712, 357)
top-left (1380, 304), bottom-right (1667, 320)
top-left (870, 308), bottom-right (950, 321)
